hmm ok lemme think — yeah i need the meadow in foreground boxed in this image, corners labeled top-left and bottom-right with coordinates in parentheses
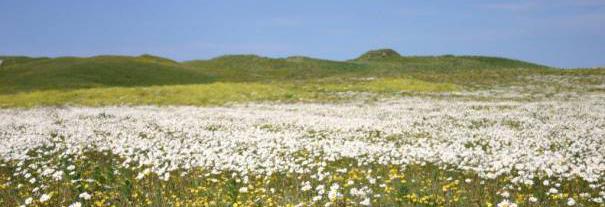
top-left (1, 53), bottom-right (604, 206)
top-left (1, 83), bottom-right (604, 207)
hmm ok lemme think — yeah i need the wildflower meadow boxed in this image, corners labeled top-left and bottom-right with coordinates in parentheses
top-left (1, 81), bottom-right (604, 206)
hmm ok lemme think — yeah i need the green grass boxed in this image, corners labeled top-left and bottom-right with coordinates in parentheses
top-left (305, 78), bottom-right (459, 93)
top-left (0, 50), bottom-right (549, 94)
top-left (1, 49), bottom-right (604, 107)
top-left (0, 78), bottom-right (458, 108)
top-left (183, 53), bottom-right (551, 86)
top-left (0, 55), bottom-right (212, 94)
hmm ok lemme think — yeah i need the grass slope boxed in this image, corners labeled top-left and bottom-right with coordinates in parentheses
top-left (0, 78), bottom-right (458, 107)
top-left (184, 53), bottom-right (550, 85)
top-left (0, 55), bottom-right (212, 94)
top-left (1, 50), bottom-right (548, 94)
top-left (1, 49), bottom-right (602, 107)
top-left (184, 54), bottom-right (372, 82)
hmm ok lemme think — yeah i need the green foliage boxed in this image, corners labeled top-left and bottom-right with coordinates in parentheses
top-left (354, 48), bottom-right (401, 61)
top-left (0, 56), bottom-right (50, 67)
top-left (1, 49), bottom-right (555, 94)
top-left (1, 49), bottom-right (603, 106)
top-left (305, 78), bottom-right (459, 93)
top-left (184, 55), bottom-right (369, 82)
top-left (0, 56), bottom-right (212, 94)
top-left (0, 78), bottom-right (458, 107)
top-left (0, 151), bottom-right (597, 206)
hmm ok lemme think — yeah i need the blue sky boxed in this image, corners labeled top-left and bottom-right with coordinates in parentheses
top-left (1, 0), bottom-right (604, 68)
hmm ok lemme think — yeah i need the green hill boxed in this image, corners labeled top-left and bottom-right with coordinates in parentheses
top-left (0, 56), bottom-right (50, 67)
top-left (0, 48), bottom-right (575, 96)
top-left (183, 55), bottom-right (368, 82)
top-left (0, 55), bottom-right (212, 94)
top-left (354, 48), bottom-right (401, 61)
top-left (183, 50), bottom-right (550, 86)
top-left (1, 48), bottom-right (603, 107)
top-left (352, 49), bottom-right (546, 68)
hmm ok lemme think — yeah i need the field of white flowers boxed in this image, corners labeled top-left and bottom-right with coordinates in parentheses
top-left (1, 85), bottom-right (605, 206)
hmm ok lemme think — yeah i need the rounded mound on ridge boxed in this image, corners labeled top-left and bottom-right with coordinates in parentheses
top-left (355, 49), bottom-right (401, 61)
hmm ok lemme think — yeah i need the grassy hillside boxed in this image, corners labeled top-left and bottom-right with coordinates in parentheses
top-left (183, 53), bottom-right (555, 90)
top-left (0, 56), bottom-right (50, 66)
top-left (1, 49), bottom-right (551, 93)
top-left (1, 49), bottom-right (602, 107)
top-left (0, 78), bottom-right (459, 107)
top-left (183, 55), bottom-right (368, 82)
top-left (0, 55), bottom-right (212, 94)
